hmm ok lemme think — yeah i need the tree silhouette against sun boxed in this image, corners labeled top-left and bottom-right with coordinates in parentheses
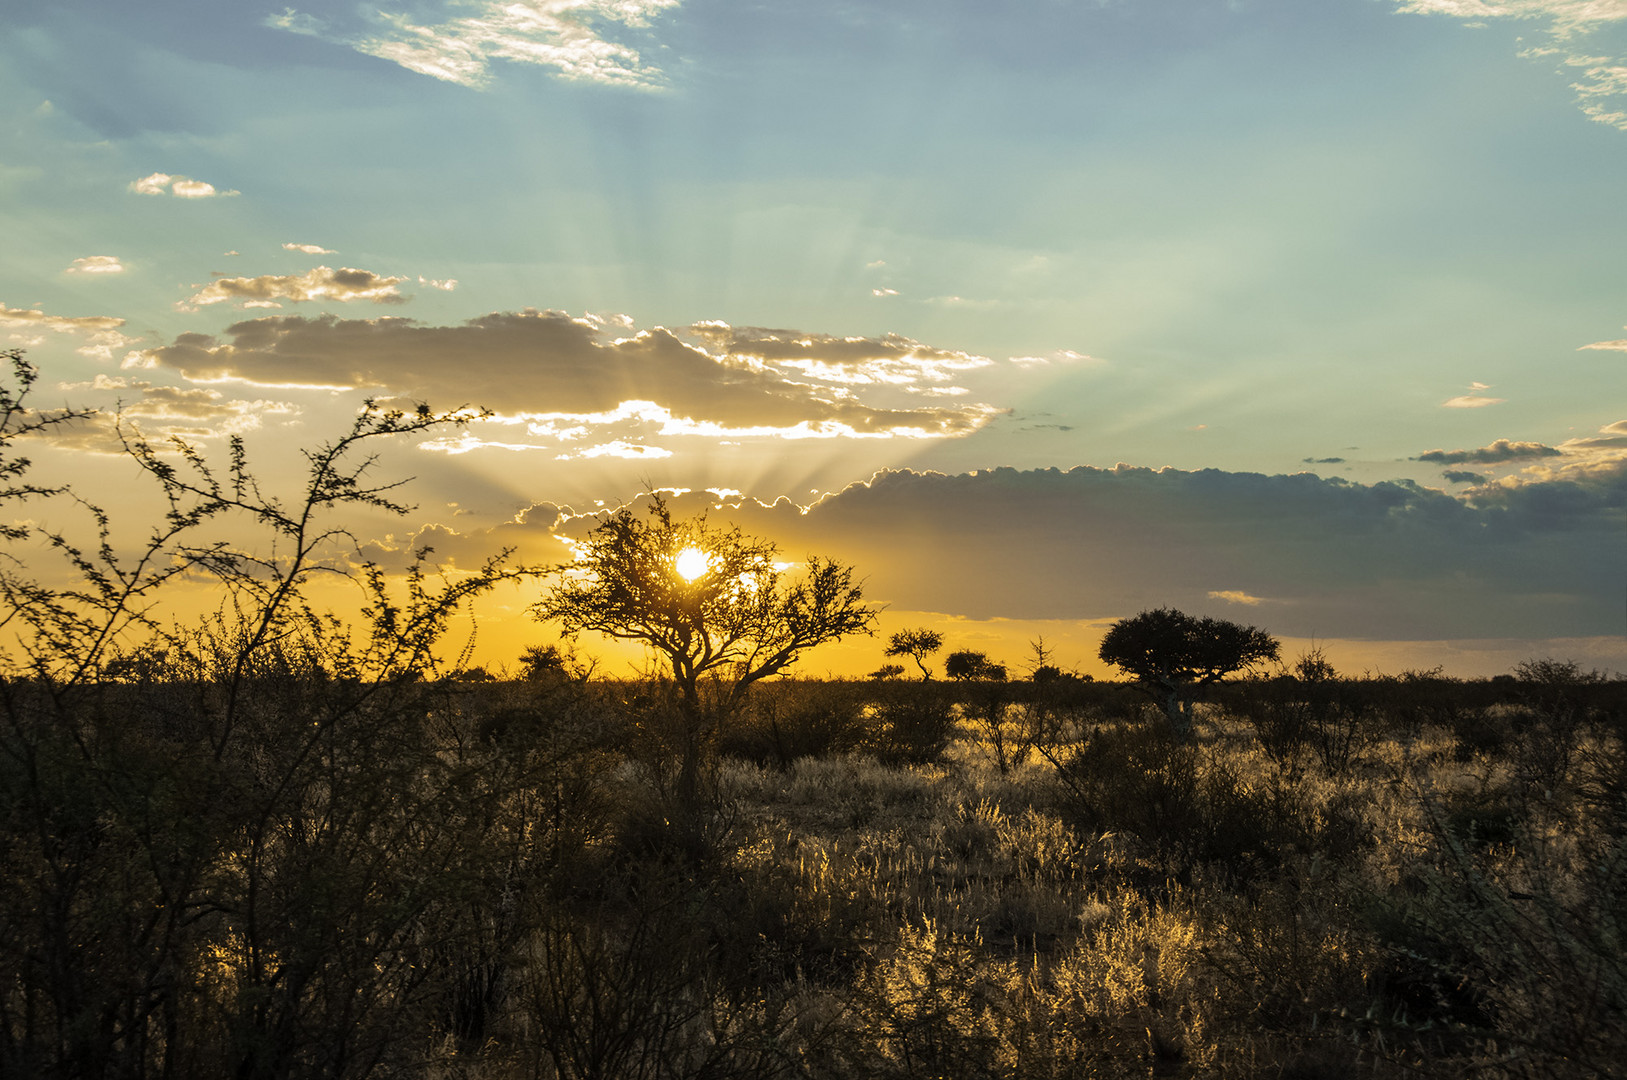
top-left (533, 495), bottom-right (878, 786)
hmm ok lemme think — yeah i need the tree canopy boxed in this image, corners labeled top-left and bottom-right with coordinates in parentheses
top-left (533, 496), bottom-right (879, 716)
top-left (1098, 607), bottom-right (1279, 737)
top-left (945, 649), bottom-right (1007, 682)
top-left (885, 627), bottom-right (943, 680)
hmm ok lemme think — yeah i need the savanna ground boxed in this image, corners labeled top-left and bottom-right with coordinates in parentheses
top-left (5, 650), bottom-right (1625, 1080)
top-left (5, 350), bottom-right (1625, 1078)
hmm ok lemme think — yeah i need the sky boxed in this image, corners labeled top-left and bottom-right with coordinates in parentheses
top-left (3, 0), bottom-right (1627, 678)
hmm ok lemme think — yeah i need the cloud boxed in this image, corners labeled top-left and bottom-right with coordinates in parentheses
top-left (0, 302), bottom-right (136, 361)
top-left (267, 0), bottom-right (681, 90)
top-left (179, 267), bottom-right (410, 310)
top-left (1443, 469), bottom-right (1490, 484)
top-left (131, 310), bottom-right (1002, 445)
top-left (1580, 330), bottom-right (1627, 351)
top-left (1417, 438), bottom-right (1563, 464)
top-left (23, 384), bottom-right (299, 453)
top-left (1009, 349), bottom-right (1098, 367)
top-left (283, 242), bottom-right (337, 255)
top-left (418, 276), bottom-right (458, 291)
top-left (872, 288), bottom-right (899, 297)
top-left (557, 440), bottom-right (673, 460)
top-left (1395, 0), bottom-right (1627, 129)
top-left (1442, 394), bottom-right (1504, 408)
top-left (1209, 590), bottom-right (1268, 606)
top-left (686, 322), bottom-right (994, 388)
top-left (428, 460), bottom-right (1627, 641)
top-left (66, 255), bottom-right (125, 275)
top-left (129, 172), bottom-right (239, 198)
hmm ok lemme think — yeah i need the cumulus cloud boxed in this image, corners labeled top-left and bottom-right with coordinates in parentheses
top-left (130, 310), bottom-right (1002, 446)
top-left (129, 172), bottom-right (239, 198)
top-left (418, 276), bottom-right (458, 291)
top-left (179, 267), bottom-right (409, 311)
top-left (283, 243), bottom-right (337, 254)
top-left (1417, 438), bottom-right (1563, 464)
top-left (267, 0), bottom-right (681, 89)
top-left (423, 460), bottom-right (1627, 641)
top-left (66, 255), bottom-right (125, 275)
top-left (0, 302), bottom-right (136, 361)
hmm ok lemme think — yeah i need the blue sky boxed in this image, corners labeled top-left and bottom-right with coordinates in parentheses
top-left (5, 0), bottom-right (1627, 675)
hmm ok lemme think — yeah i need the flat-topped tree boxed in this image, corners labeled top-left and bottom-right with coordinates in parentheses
top-left (1099, 607), bottom-right (1279, 739)
top-left (885, 627), bottom-right (944, 680)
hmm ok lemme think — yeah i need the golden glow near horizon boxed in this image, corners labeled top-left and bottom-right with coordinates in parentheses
top-left (675, 546), bottom-right (710, 581)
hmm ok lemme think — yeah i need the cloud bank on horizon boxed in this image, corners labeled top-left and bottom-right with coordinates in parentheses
top-left (363, 445), bottom-right (1627, 645)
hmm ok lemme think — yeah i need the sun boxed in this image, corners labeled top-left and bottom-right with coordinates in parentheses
top-left (674, 546), bottom-right (710, 581)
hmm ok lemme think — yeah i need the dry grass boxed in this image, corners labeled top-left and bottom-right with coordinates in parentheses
top-left (5, 672), bottom-right (1625, 1078)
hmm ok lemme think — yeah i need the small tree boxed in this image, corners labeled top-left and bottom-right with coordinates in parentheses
top-left (533, 497), bottom-right (878, 791)
top-left (885, 627), bottom-right (943, 680)
top-left (945, 649), bottom-right (1006, 682)
top-left (1098, 607), bottom-right (1279, 739)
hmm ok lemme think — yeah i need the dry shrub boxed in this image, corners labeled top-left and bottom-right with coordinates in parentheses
top-left (718, 680), bottom-right (871, 766)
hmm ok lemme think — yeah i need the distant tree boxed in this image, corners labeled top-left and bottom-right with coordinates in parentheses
top-left (869, 663), bottom-right (906, 680)
top-left (1098, 607), bottom-right (1279, 739)
top-left (945, 649), bottom-right (1007, 682)
top-left (1025, 635), bottom-right (1066, 685)
top-left (885, 627), bottom-right (944, 680)
top-left (533, 496), bottom-right (878, 793)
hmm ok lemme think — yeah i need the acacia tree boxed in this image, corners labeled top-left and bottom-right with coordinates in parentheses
top-left (533, 497), bottom-right (878, 783)
top-left (885, 627), bottom-right (943, 680)
top-left (1098, 607), bottom-right (1279, 739)
top-left (944, 649), bottom-right (1006, 682)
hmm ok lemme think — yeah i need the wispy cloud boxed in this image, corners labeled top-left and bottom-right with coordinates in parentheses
top-left (1394, 0), bottom-right (1627, 129)
top-left (418, 275), bottom-right (458, 291)
top-left (66, 255), bottom-right (125, 275)
top-left (1008, 349), bottom-right (1097, 367)
top-left (267, 0), bottom-right (682, 90)
top-left (1209, 589), bottom-right (1268, 606)
top-left (283, 242), bottom-right (336, 255)
top-left (179, 267), bottom-right (410, 311)
top-left (687, 322), bottom-right (994, 388)
top-left (0, 303), bottom-right (135, 361)
top-left (129, 172), bottom-right (239, 198)
top-left (1580, 328), bottom-right (1627, 351)
top-left (24, 383), bottom-right (299, 453)
top-left (1441, 382), bottom-right (1504, 408)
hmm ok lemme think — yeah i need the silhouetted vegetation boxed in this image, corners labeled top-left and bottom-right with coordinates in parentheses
top-left (5, 355), bottom-right (1627, 1078)
top-left (1100, 607), bottom-right (1281, 740)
